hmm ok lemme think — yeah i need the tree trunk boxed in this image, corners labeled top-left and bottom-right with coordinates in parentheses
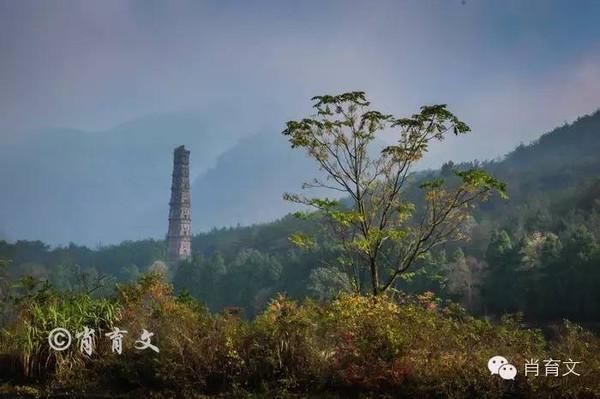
top-left (370, 258), bottom-right (379, 295)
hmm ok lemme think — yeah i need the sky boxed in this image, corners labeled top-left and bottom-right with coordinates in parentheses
top-left (1, 0), bottom-right (600, 166)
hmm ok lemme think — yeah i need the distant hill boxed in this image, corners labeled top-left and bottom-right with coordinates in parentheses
top-left (409, 109), bottom-right (600, 236)
top-left (191, 131), bottom-right (319, 230)
top-left (481, 110), bottom-right (600, 224)
top-left (0, 112), bottom-right (242, 246)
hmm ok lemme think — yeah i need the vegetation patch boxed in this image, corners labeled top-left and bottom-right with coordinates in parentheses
top-left (0, 273), bottom-right (597, 398)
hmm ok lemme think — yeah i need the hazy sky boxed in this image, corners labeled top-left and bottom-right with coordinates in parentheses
top-left (1, 0), bottom-right (600, 165)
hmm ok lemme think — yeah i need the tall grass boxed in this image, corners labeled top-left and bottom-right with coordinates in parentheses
top-left (0, 284), bottom-right (120, 379)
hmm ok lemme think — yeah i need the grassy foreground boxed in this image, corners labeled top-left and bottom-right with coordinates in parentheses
top-left (0, 273), bottom-right (598, 398)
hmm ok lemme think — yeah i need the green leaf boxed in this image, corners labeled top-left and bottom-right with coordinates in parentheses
top-left (456, 169), bottom-right (508, 199)
top-left (289, 232), bottom-right (316, 249)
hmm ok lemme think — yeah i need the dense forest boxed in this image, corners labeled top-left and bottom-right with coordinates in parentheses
top-left (1, 110), bottom-right (599, 323)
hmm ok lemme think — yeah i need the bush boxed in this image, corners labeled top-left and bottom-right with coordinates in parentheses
top-left (246, 295), bottom-right (323, 390)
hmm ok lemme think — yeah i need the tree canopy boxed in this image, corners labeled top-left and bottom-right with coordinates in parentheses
top-left (283, 92), bottom-right (506, 295)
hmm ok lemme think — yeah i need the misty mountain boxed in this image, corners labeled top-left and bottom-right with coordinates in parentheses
top-left (424, 110), bottom-right (600, 233)
top-left (2, 109), bottom-right (599, 248)
top-left (0, 112), bottom-right (242, 246)
top-left (192, 109), bottom-right (600, 234)
top-left (488, 110), bottom-right (600, 198)
top-left (191, 131), bottom-right (320, 230)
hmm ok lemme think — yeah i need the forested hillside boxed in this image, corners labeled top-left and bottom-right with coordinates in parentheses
top-left (1, 110), bottom-right (599, 321)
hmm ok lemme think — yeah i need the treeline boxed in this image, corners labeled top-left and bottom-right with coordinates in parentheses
top-left (170, 210), bottom-right (600, 322)
top-left (1, 206), bottom-right (599, 322)
top-left (399, 223), bottom-right (600, 321)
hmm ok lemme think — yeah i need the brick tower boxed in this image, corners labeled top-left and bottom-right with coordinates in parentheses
top-left (167, 145), bottom-right (192, 263)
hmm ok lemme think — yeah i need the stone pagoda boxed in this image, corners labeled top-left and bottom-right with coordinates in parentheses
top-left (167, 145), bottom-right (192, 263)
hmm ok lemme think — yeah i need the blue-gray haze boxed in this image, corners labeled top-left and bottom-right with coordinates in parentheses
top-left (0, 1), bottom-right (599, 246)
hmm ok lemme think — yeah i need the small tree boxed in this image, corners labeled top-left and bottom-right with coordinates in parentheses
top-left (283, 91), bottom-right (506, 295)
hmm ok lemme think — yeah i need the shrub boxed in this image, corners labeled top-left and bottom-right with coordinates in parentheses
top-left (246, 295), bottom-right (322, 390)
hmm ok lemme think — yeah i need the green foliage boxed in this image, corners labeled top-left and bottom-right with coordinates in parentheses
top-left (307, 267), bottom-right (353, 300)
top-left (456, 168), bottom-right (508, 199)
top-left (0, 282), bottom-right (120, 380)
top-left (283, 91), bottom-right (506, 295)
top-left (288, 232), bottom-right (316, 250)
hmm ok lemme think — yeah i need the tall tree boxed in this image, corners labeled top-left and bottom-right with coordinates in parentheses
top-left (283, 92), bottom-right (506, 295)
top-left (482, 230), bottom-right (518, 314)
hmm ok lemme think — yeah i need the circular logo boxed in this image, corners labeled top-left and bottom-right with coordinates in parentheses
top-left (48, 328), bottom-right (72, 351)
